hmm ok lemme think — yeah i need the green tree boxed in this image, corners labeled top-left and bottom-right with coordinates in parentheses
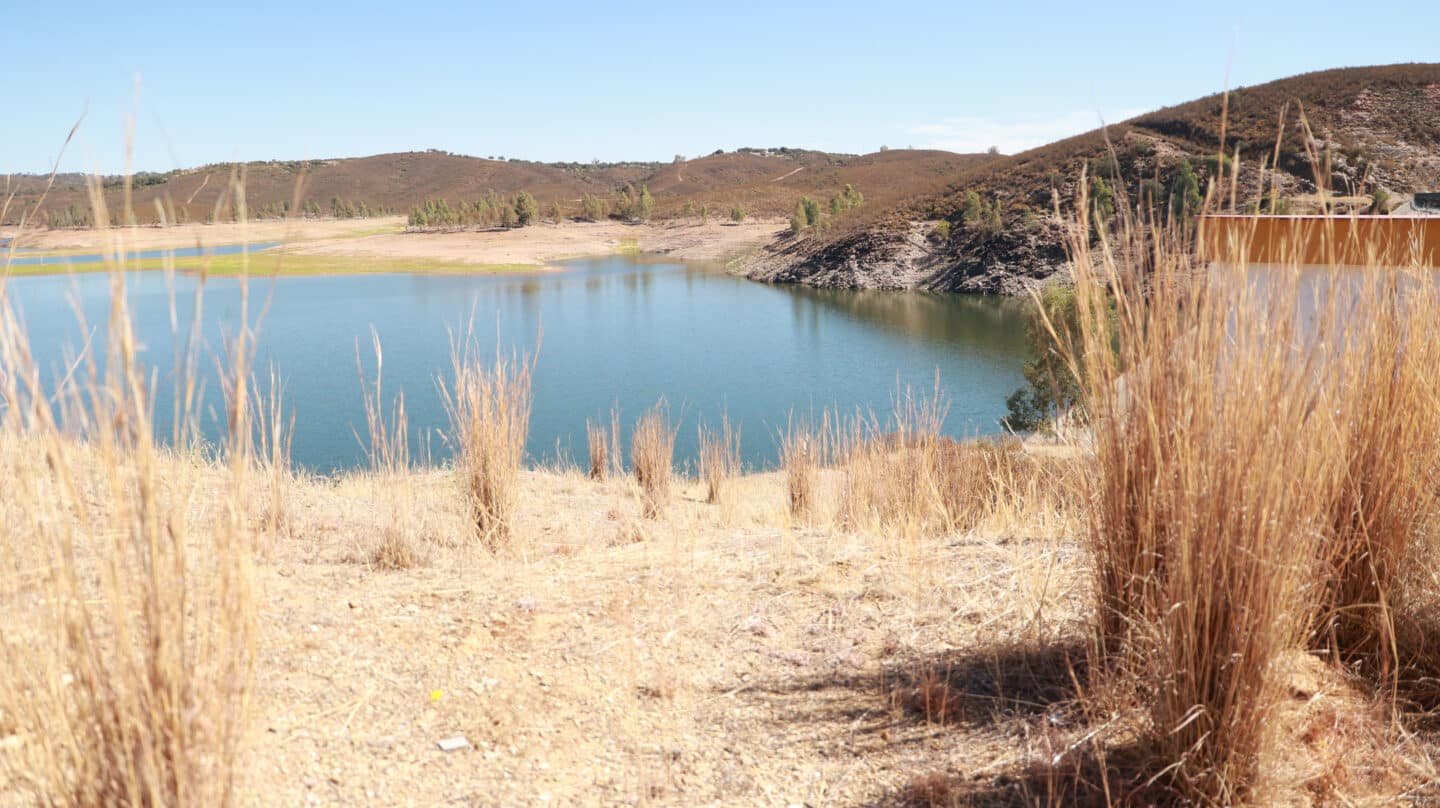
top-left (514, 192), bottom-right (538, 226)
top-left (1169, 159), bottom-right (1202, 220)
top-left (582, 194), bottom-right (606, 221)
top-left (928, 220), bottom-right (951, 244)
top-left (800, 196), bottom-right (821, 228)
top-left (1090, 175), bottom-right (1116, 230)
top-left (1002, 283), bottom-right (1090, 433)
top-left (700, 204), bottom-right (709, 225)
top-left (729, 205), bottom-right (746, 223)
top-left (789, 201), bottom-right (808, 235)
top-left (961, 191), bottom-right (984, 226)
top-left (637, 185), bottom-right (655, 221)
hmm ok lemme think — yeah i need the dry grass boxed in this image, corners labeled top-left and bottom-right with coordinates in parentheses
top-left (0, 178), bottom-right (257, 805)
top-left (631, 401), bottom-right (678, 518)
top-left (1316, 269), bottom-right (1440, 687)
top-left (587, 419), bottom-right (610, 480)
top-left (441, 333), bottom-right (536, 550)
top-left (1054, 135), bottom-right (1440, 801)
top-left (697, 411), bottom-right (741, 505)
top-left (780, 412), bottom-right (830, 520)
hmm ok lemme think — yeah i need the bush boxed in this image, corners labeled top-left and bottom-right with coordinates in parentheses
top-left (729, 205), bottom-right (746, 223)
top-left (928, 220), bottom-right (951, 244)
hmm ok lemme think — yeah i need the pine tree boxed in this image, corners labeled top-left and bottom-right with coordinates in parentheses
top-left (637, 185), bottom-right (655, 221)
top-left (514, 192), bottom-right (538, 226)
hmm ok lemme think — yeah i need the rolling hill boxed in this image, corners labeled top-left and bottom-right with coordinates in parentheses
top-left (742, 63), bottom-right (1440, 294)
top-left (2, 147), bottom-right (990, 228)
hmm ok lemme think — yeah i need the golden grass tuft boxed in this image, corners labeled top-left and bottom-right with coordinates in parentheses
top-left (442, 334), bottom-right (536, 550)
top-left (780, 412), bottom-right (831, 520)
top-left (697, 410), bottom-right (741, 505)
top-left (631, 400), bottom-right (678, 518)
top-left (587, 419), bottom-right (610, 480)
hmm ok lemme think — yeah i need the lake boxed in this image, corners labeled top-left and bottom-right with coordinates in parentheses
top-left (2, 255), bottom-right (1032, 472)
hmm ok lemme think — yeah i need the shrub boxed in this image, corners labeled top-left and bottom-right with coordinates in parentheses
top-left (928, 220), bottom-right (951, 244)
top-left (729, 205), bottom-right (746, 223)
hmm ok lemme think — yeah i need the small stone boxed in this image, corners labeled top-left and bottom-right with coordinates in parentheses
top-left (436, 736), bottom-right (472, 752)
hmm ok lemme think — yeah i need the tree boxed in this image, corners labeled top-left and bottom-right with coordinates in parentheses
top-left (789, 201), bottom-right (807, 235)
top-left (961, 191), bottom-right (985, 226)
top-left (582, 194), bottom-right (606, 221)
top-left (729, 205), bottom-right (746, 223)
top-left (928, 220), bottom-right (951, 244)
top-left (800, 196), bottom-right (821, 228)
top-left (700, 204), bottom-right (709, 225)
top-left (514, 192), bottom-right (538, 226)
top-left (1169, 158), bottom-right (1201, 220)
top-left (1002, 283), bottom-right (1089, 433)
top-left (637, 185), bottom-right (655, 221)
top-left (551, 201), bottom-right (565, 224)
top-left (1090, 175), bottom-right (1116, 230)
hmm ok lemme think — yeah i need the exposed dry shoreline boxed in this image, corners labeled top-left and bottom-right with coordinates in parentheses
top-left (1, 216), bottom-right (789, 272)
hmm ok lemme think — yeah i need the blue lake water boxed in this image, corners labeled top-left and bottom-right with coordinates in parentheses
top-left (4, 242), bottom-right (281, 266)
top-left (1, 255), bottom-right (1032, 473)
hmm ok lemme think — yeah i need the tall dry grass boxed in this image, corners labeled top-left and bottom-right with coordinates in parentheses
top-left (631, 400), bottom-right (677, 517)
top-left (357, 332), bottom-right (424, 568)
top-left (0, 176), bottom-right (257, 804)
top-left (698, 410), bottom-right (741, 505)
top-left (1315, 269), bottom-right (1440, 688)
top-left (441, 334), bottom-right (536, 550)
top-left (1057, 145), bottom-right (1440, 800)
top-left (587, 406), bottom-right (621, 481)
top-left (779, 412), bottom-right (834, 520)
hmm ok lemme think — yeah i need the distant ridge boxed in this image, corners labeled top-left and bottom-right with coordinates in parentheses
top-left (743, 63), bottom-right (1440, 294)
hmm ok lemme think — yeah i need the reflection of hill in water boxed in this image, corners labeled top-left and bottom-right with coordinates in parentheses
top-left (785, 286), bottom-right (1030, 355)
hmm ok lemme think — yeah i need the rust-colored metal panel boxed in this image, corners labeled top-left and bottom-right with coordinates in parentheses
top-left (1200, 215), bottom-right (1440, 267)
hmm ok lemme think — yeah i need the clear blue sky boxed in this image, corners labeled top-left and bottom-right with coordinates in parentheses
top-left (4, 0), bottom-right (1437, 174)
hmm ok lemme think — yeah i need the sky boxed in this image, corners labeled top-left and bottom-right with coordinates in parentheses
top-left (3, 0), bottom-right (1438, 175)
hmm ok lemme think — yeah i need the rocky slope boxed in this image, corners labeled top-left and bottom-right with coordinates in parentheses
top-left (741, 63), bottom-right (1440, 295)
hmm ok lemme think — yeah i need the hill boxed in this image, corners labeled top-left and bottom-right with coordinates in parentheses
top-left (741, 63), bottom-right (1440, 294)
top-left (3, 147), bottom-right (990, 228)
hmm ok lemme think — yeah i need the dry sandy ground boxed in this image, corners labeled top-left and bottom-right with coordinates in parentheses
top-left (245, 466), bottom-right (1094, 807)
top-left (2, 217), bottom-right (788, 268)
top-left (234, 461), bottom-right (1423, 806)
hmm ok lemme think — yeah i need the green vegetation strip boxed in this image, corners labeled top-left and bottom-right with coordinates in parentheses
top-left (2, 251), bottom-right (542, 277)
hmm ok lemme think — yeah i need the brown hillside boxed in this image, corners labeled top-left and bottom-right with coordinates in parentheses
top-left (746, 63), bottom-right (1440, 294)
top-left (4, 147), bottom-right (988, 228)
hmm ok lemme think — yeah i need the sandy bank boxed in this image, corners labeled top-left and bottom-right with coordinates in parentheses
top-left (2, 216), bottom-right (788, 271)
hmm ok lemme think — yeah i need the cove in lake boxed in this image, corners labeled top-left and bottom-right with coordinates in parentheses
top-left (4, 254), bottom-right (1031, 472)
top-left (5, 242), bottom-right (281, 266)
